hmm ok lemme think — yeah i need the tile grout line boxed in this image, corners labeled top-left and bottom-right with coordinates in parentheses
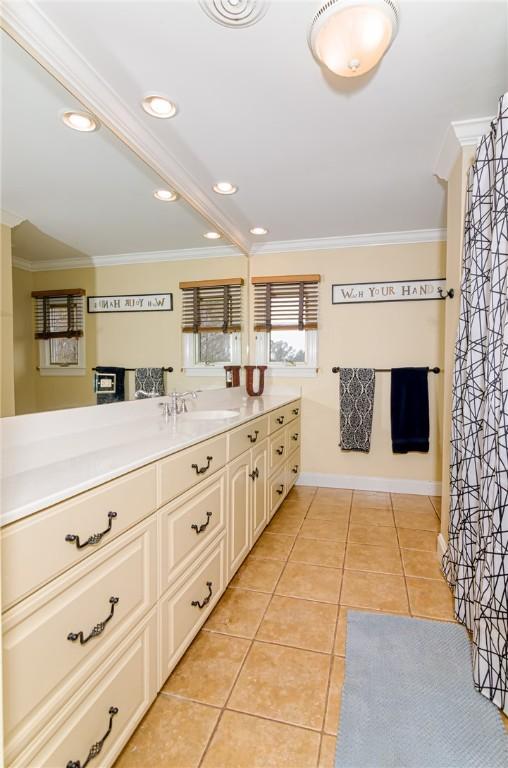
top-left (391, 492), bottom-right (413, 617)
top-left (316, 489), bottom-right (353, 764)
top-left (197, 487), bottom-right (319, 767)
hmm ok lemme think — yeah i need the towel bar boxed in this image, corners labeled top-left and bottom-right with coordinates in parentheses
top-left (331, 366), bottom-right (441, 374)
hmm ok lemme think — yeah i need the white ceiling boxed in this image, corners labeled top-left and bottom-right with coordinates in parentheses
top-left (0, 29), bottom-right (229, 259)
top-left (27, 0), bottom-right (508, 250)
top-left (1, 1), bottom-right (507, 262)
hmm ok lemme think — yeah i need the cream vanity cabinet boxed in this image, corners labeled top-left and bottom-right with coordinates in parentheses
top-left (227, 415), bottom-right (270, 577)
top-left (1, 397), bottom-right (301, 768)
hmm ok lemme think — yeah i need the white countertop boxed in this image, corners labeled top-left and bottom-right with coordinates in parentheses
top-left (0, 388), bottom-right (300, 526)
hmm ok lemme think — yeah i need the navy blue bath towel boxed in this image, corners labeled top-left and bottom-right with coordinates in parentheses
top-left (390, 368), bottom-right (429, 453)
top-left (95, 366), bottom-right (126, 405)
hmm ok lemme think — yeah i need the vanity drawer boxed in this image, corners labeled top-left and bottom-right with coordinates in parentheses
top-left (159, 470), bottom-right (226, 592)
top-left (2, 464), bottom-right (157, 610)
top-left (287, 418), bottom-right (301, 451)
top-left (269, 405), bottom-right (290, 433)
top-left (3, 516), bottom-right (157, 761)
top-left (287, 400), bottom-right (301, 423)
top-left (228, 415), bottom-right (268, 461)
top-left (269, 426), bottom-right (288, 472)
top-left (269, 468), bottom-right (287, 518)
top-left (287, 448), bottom-right (301, 490)
top-left (10, 609), bottom-right (158, 768)
top-left (159, 535), bottom-right (226, 686)
top-left (158, 434), bottom-right (227, 505)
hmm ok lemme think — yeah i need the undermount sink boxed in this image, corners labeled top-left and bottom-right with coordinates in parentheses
top-left (181, 409), bottom-right (240, 421)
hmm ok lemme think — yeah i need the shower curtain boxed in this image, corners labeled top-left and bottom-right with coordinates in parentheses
top-left (443, 93), bottom-right (507, 715)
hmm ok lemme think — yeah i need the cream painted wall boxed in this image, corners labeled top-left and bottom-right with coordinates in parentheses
top-left (249, 242), bottom-right (446, 489)
top-left (12, 267), bottom-right (36, 414)
top-left (1, 224), bottom-right (15, 416)
top-left (439, 146), bottom-right (476, 540)
top-left (11, 242), bottom-right (446, 490)
top-left (13, 254), bottom-right (247, 412)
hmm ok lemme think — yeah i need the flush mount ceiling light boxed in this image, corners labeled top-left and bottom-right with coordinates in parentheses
top-left (203, 231), bottom-right (221, 240)
top-left (309, 0), bottom-right (399, 78)
top-left (153, 189), bottom-right (179, 202)
top-left (62, 111), bottom-right (98, 132)
top-left (213, 181), bottom-right (238, 195)
top-left (250, 227), bottom-right (268, 235)
top-left (142, 95), bottom-right (177, 119)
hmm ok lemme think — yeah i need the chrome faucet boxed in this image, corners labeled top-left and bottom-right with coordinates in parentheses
top-left (159, 390), bottom-right (200, 420)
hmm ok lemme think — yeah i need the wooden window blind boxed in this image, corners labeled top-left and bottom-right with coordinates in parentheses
top-left (180, 278), bottom-right (243, 333)
top-left (32, 289), bottom-right (85, 340)
top-left (252, 275), bottom-right (320, 331)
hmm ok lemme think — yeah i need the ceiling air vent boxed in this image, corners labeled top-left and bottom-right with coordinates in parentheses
top-left (199, 0), bottom-right (269, 28)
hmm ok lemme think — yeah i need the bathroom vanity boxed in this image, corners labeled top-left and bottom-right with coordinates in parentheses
top-left (1, 388), bottom-right (301, 767)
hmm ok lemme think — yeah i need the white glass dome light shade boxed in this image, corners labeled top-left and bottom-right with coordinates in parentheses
top-left (309, 0), bottom-right (399, 78)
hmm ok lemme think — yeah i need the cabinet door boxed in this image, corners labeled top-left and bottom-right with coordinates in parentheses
top-left (251, 439), bottom-right (268, 544)
top-left (227, 452), bottom-right (251, 577)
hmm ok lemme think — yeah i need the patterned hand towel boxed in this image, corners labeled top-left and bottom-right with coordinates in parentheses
top-left (134, 367), bottom-right (165, 398)
top-left (339, 368), bottom-right (376, 452)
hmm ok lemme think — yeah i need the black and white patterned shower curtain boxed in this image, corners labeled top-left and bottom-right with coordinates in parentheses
top-left (443, 93), bottom-right (508, 715)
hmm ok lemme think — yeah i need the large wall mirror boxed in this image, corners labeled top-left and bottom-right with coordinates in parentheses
top-left (1, 31), bottom-right (248, 415)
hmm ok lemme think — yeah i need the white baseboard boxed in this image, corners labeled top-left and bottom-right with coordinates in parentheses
top-left (296, 472), bottom-right (442, 496)
top-left (436, 532), bottom-right (447, 559)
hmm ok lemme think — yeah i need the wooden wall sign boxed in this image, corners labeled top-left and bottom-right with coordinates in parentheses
top-left (332, 279), bottom-right (446, 305)
top-left (87, 293), bottom-right (173, 313)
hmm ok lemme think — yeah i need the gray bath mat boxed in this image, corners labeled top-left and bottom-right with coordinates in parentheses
top-left (335, 611), bottom-right (507, 768)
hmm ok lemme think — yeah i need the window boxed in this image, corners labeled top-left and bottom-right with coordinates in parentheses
top-left (181, 279), bottom-right (243, 374)
top-left (252, 275), bottom-right (320, 375)
top-left (269, 329), bottom-right (306, 364)
top-left (32, 289), bottom-right (86, 376)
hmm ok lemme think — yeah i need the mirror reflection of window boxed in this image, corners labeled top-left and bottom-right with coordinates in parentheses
top-left (181, 279), bottom-right (243, 373)
top-left (49, 338), bottom-right (79, 366)
top-left (198, 332), bottom-right (238, 365)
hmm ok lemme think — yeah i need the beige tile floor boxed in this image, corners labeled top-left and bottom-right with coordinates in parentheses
top-left (115, 487), bottom-right (503, 768)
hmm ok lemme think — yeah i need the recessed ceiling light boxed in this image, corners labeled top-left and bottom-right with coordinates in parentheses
top-left (62, 111), bottom-right (98, 132)
top-left (213, 181), bottom-right (238, 195)
top-left (142, 95), bottom-right (177, 118)
top-left (203, 231), bottom-right (221, 240)
top-left (250, 227), bottom-right (268, 235)
top-left (153, 189), bottom-right (179, 202)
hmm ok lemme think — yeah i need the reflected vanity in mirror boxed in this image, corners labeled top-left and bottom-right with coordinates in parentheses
top-left (1, 30), bottom-right (247, 415)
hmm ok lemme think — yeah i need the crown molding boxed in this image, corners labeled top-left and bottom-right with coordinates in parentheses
top-left (12, 245), bottom-right (243, 272)
top-left (0, 1), bottom-right (251, 255)
top-left (434, 116), bottom-right (493, 181)
top-left (12, 256), bottom-right (33, 271)
top-left (1, 209), bottom-right (24, 228)
top-left (12, 228), bottom-right (445, 272)
top-left (250, 228), bottom-right (447, 255)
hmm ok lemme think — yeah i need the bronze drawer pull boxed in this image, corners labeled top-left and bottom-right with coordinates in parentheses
top-left (66, 705), bottom-right (119, 768)
top-left (249, 467), bottom-right (259, 481)
top-left (248, 430), bottom-right (259, 443)
top-left (191, 456), bottom-right (213, 475)
top-left (292, 465), bottom-right (299, 474)
top-left (276, 483), bottom-right (285, 495)
top-left (191, 581), bottom-right (213, 609)
top-left (65, 511), bottom-right (117, 549)
top-left (276, 445), bottom-right (284, 455)
top-left (67, 596), bottom-right (119, 645)
top-left (191, 511), bottom-right (212, 534)
top-left (292, 407), bottom-right (299, 416)
top-left (292, 433), bottom-right (299, 441)
top-left (276, 415), bottom-right (285, 425)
